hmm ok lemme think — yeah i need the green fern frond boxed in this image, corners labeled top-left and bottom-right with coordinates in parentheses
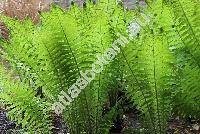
top-left (0, 65), bottom-right (53, 133)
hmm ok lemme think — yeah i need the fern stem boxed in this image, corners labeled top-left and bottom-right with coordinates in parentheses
top-left (95, 20), bottom-right (105, 133)
top-left (152, 36), bottom-right (162, 133)
top-left (120, 49), bottom-right (156, 132)
top-left (95, 74), bottom-right (101, 134)
top-left (57, 10), bottom-right (93, 134)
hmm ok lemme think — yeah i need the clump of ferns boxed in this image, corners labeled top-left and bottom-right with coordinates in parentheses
top-left (163, 0), bottom-right (200, 119)
top-left (0, 0), bottom-right (199, 133)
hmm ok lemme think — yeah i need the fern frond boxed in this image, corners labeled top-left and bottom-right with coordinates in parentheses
top-left (0, 65), bottom-right (53, 133)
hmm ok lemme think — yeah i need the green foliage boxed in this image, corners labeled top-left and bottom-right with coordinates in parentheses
top-left (0, 0), bottom-right (199, 133)
top-left (164, 0), bottom-right (200, 118)
top-left (0, 65), bottom-right (52, 133)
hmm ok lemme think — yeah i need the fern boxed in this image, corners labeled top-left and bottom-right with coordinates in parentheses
top-left (164, 0), bottom-right (200, 118)
top-left (0, 64), bottom-right (52, 133)
top-left (0, 0), bottom-right (199, 133)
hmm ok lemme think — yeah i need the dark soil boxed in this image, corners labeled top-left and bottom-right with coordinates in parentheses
top-left (0, 108), bottom-right (199, 134)
top-left (110, 109), bottom-right (200, 134)
top-left (0, 108), bottom-right (68, 134)
top-left (167, 117), bottom-right (200, 134)
top-left (0, 109), bottom-right (16, 133)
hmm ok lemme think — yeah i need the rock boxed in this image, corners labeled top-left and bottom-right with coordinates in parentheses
top-left (193, 124), bottom-right (199, 131)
